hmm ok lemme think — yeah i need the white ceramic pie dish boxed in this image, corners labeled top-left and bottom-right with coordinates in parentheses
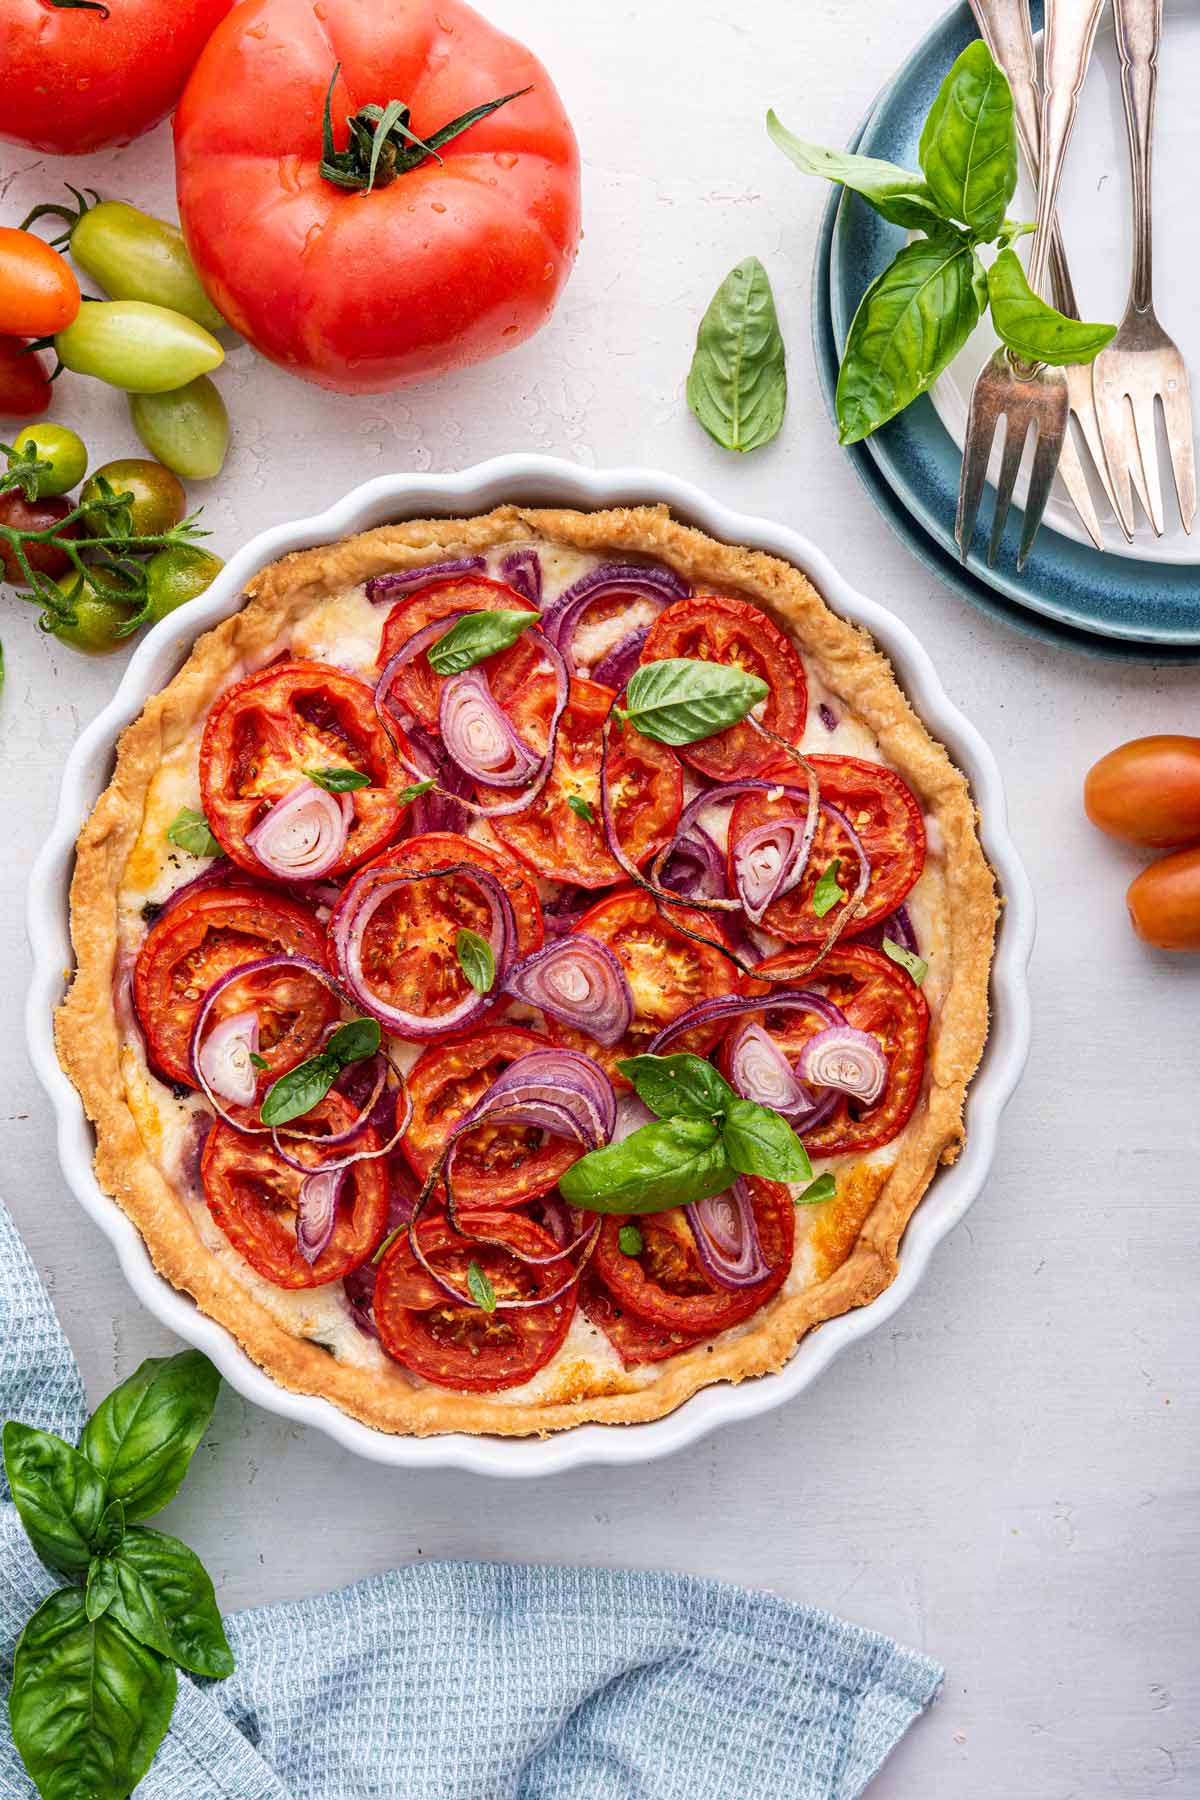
top-left (25, 456), bottom-right (1034, 1478)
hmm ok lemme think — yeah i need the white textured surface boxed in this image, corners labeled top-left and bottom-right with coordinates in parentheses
top-left (1, 2), bottom-right (1198, 1794)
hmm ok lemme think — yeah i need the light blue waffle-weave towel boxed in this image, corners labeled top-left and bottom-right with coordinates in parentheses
top-left (0, 1199), bottom-right (941, 1797)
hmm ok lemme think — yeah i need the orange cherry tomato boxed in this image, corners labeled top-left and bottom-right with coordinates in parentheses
top-left (1085, 736), bottom-right (1200, 850)
top-left (0, 230), bottom-right (80, 337)
top-left (1126, 846), bottom-right (1200, 951)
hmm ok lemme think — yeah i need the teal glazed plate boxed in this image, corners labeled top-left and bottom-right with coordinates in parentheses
top-left (824, 0), bottom-right (1200, 648)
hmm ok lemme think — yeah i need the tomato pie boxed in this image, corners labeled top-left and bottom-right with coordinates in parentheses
top-left (56, 504), bottom-right (996, 1437)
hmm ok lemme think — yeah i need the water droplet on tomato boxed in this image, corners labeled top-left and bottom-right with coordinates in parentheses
top-left (313, 0), bottom-right (326, 15)
top-left (246, 20), bottom-right (268, 36)
top-left (436, 12), bottom-right (454, 29)
top-left (542, 262), bottom-right (555, 281)
top-left (502, 325), bottom-right (518, 337)
top-left (494, 152), bottom-right (518, 171)
top-left (431, 201), bottom-right (447, 214)
top-left (75, 76), bottom-right (90, 91)
top-left (303, 223), bottom-right (323, 255)
top-left (277, 154), bottom-right (303, 195)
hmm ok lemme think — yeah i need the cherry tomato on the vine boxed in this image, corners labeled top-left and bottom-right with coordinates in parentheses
top-left (0, 338), bottom-right (51, 420)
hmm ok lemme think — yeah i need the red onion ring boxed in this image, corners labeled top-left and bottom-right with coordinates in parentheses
top-left (499, 548), bottom-right (542, 607)
top-left (296, 1167), bottom-right (346, 1265)
top-left (727, 1023), bottom-right (811, 1119)
top-left (541, 562), bottom-right (689, 672)
top-left (591, 625), bottom-right (650, 691)
top-left (197, 1008), bottom-right (261, 1107)
top-left (686, 1179), bottom-right (770, 1289)
top-left (365, 557), bottom-right (486, 604)
top-left (502, 934), bottom-right (633, 1046)
top-left (245, 780), bottom-right (350, 881)
top-left (797, 1024), bottom-right (887, 1104)
top-left (860, 902), bottom-right (919, 955)
top-left (659, 822), bottom-right (727, 901)
top-left (646, 988), bottom-right (847, 1054)
top-left (439, 665), bottom-right (541, 787)
top-left (732, 814), bottom-right (816, 925)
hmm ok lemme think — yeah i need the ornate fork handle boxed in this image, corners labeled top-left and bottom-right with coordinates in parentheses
top-left (1031, 0), bottom-right (1107, 301)
top-left (1113, 0), bottom-right (1161, 316)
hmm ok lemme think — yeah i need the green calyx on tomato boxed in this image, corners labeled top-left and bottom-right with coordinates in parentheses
top-left (23, 189), bottom-right (226, 336)
top-left (4, 424), bottom-right (87, 499)
top-left (319, 61), bottom-right (533, 195)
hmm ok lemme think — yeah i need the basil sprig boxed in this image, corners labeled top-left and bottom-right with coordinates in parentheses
top-left (567, 794), bottom-right (594, 823)
top-left (618, 658), bottom-right (768, 747)
top-left (455, 927), bottom-right (495, 995)
top-left (166, 806), bottom-right (222, 860)
top-left (687, 255), bottom-right (787, 453)
top-left (305, 765), bottom-right (371, 792)
top-left (811, 857), bottom-right (844, 919)
top-left (466, 1261), bottom-right (497, 1313)
top-left (260, 1016), bottom-right (381, 1127)
top-left (426, 608), bottom-right (540, 675)
top-left (883, 936), bottom-right (928, 985)
top-left (396, 777), bottom-right (436, 807)
top-left (559, 1051), bottom-right (812, 1214)
top-left (796, 1173), bottom-right (837, 1207)
top-left (769, 40), bottom-right (1115, 444)
top-left (5, 1351), bottom-right (233, 1800)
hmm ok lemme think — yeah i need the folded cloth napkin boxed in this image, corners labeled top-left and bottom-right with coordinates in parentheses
top-left (0, 1200), bottom-right (941, 1798)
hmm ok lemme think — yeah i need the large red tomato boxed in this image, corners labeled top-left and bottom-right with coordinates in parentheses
top-left (0, 0), bottom-right (233, 156)
top-left (174, 0), bottom-right (581, 393)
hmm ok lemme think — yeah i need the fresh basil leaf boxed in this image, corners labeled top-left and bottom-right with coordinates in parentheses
top-left (997, 217), bottom-right (1035, 247)
top-left (617, 1224), bottom-right (644, 1257)
top-left (11, 1589), bottom-right (177, 1800)
top-left (559, 1117), bottom-right (732, 1214)
top-left (93, 1498), bottom-right (125, 1557)
top-left (326, 1017), bottom-right (381, 1065)
top-left (686, 255), bottom-right (787, 453)
top-left (248, 1050), bottom-right (269, 1070)
top-left (166, 806), bottom-right (222, 860)
top-left (456, 927), bottom-right (495, 995)
top-left (616, 1052), bottom-right (735, 1122)
top-left (3, 1421), bottom-right (107, 1576)
top-left (918, 40), bottom-right (1016, 233)
top-left (795, 1173), bottom-right (837, 1207)
top-left (620, 657), bottom-right (768, 747)
top-left (836, 227), bottom-right (982, 444)
top-left (426, 609), bottom-right (540, 675)
top-left (108, 1526), bottom-right (234, 1679)
top-left (722, 1098), bottom-right (813, 1183)
top-left (812, 858), bottom-right (844, 919)
top-left (567, 794), bottom-right (594, 823)
top-left (85, 1557), bottom-right (118, 1624)
top-left (260, 1052), bottom-right (337, 1127)
top-left (466, 1261), bottom-right (497, 1314)
top-left (986, 247), bottom-right (1116, 366)
top-left (304, 765), bottom-right (371, 792)
top-left (766, 110), bottom-right (944, 230)
top-left (882, 936), bottom-right (928, 984)
top-left (396, 778), bottom-right (436, 807)
top-left (79, 1350), bottom-right (220, 1523)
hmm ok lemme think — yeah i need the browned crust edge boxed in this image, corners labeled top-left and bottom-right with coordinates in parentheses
top-left (55, 503), bottom-right (998, 1438)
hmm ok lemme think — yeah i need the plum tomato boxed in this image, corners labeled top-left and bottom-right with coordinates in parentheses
top-left (1126, 847), bottom-right (1200, 952)
top-left (1084, 736), bottom-right (1200, 850)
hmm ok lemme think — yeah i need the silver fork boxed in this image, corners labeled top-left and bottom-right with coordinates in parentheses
top-left (956, 0), bottom-right (1106, 570)
top-left (1091, 0), bottom-right (1197, 537)
top-left (969, 0), bottom-right (1125, 549)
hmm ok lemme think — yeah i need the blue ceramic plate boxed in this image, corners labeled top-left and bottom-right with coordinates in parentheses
top-left (825, 1), bottom-right (1200, 647)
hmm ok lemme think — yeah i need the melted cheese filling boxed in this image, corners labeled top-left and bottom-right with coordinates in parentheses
top-left (115, 535), bottom-right (952, 1408)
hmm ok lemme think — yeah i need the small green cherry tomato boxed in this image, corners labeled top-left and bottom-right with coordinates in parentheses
top-left (46, 572), bottom-right (137, 655)
top-left (129, 376), bottom-right (229, 480)
top-left (69, 201), bottom-right (226, 336)
top-left (144, 545), bottom-right (224, 622)
top-left (5, 422), bottom-right (88, 497)
top-left (55, 301), bottom-right (223, 394)
top-left (80, 458), bottom-right (186, 538)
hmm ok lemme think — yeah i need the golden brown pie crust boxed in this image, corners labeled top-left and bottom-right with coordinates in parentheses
top-left (56, 505), bottom-right (997, 1437)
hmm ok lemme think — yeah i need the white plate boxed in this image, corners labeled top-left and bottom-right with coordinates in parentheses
top-left (25, 457), bottom-right (1034, 1477)
top-left (929, 1), bottom-right (1200, 562)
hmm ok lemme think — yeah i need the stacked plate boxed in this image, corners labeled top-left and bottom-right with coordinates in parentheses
top-left (812, 0), bottom-right (1200, 663)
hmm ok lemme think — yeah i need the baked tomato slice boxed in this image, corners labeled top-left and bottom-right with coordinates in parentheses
top-left (545, 885), bottom-right (746, 1084)
top-left (590, 1179), bottom-right (794, 1336)
top-left (741, 944), bottom-right (929, 1156)
top-left (200, 660), bottom-right (403, 878)
top-left (728, 754), bottom-right (925, 943)
top-left (487, 675), bottom-right (682, 887)
top-left (401, 1024), bottom-right (581, 1209)
top-left (133, 884), bottom-right (335, 1088)
top-left (374, 1212), bottom-right (576, 1391)
top-left (639, 594), bottom-right (807, 780)
top-left (330, 833), bottom-right (541, 1035)
top-left (578, 1274), bottom-right (708, 1367)
top-left (376, 576), bottom-right (545, 731)
top-left (201, 1091), bottom-right (389, 1288)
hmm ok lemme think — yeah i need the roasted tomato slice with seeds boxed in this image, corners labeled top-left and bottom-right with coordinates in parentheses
top-left (738, 944), bottom-right (929, 1157)
top-left (639, 594), bottom-right (808, 780)
top-left (201, 1091), bottom-right (389, 1288)
top-left (374, 1212), bottom-right (576, 1391)
top-left (133, 884), bottom-right (334, 1088)
top-left (579, 1274), bottom-right (708, 1368)
top-left (376, 576), bottom-right (545, 731)
top-left (402, 1024), bottom-right (580, 1209)
top-left (200, 660), bottom-right (403, 877)
top-left (590, 1179), bottom-right (794, 1336)
top-left (331, 833), bottom-right (541, 1036)
top-left (728, 753), bottom-right (925, 944)
top-left (487, 675), bottom-right (683, 887)
top-left (545, 885), bottom-right (746, 1085)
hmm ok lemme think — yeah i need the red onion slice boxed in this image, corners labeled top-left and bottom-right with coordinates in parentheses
top-left (860, 902), bottom-right (919, 955)
top-left (245, 781), bottom-right (350, 881)
top-left (331, 858), bottom-right (516, 1038)
top-left (296, 1167), bottom-right (346, 1265)
top-left (541, 561), bottom-right (689, 672)
top-left (503, 935), bottom-right (633, 1046)
top-left (365, 557), bottom-right (486, 604)
top-left (732, 814), bottom-right (816, 925)
top-left (797, 1025), bottom-right (887, 1104)
top-left (727, 1023), bottom-right (810, 1118)
top-left (686, 1179), bottom-right (770, 1290)
top-left (196, 1008), bottom-right (261, 1107)
top-left (438, 666), bottom-right (541, 786)
top-left (500, 548), bottom-right (542, 606)
top-left (591, 625), bottom-right (650, 691)
top-left (659, 823), bottom-right (727, 901)
top-left (646, 988), bottom-right (847, 1055)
